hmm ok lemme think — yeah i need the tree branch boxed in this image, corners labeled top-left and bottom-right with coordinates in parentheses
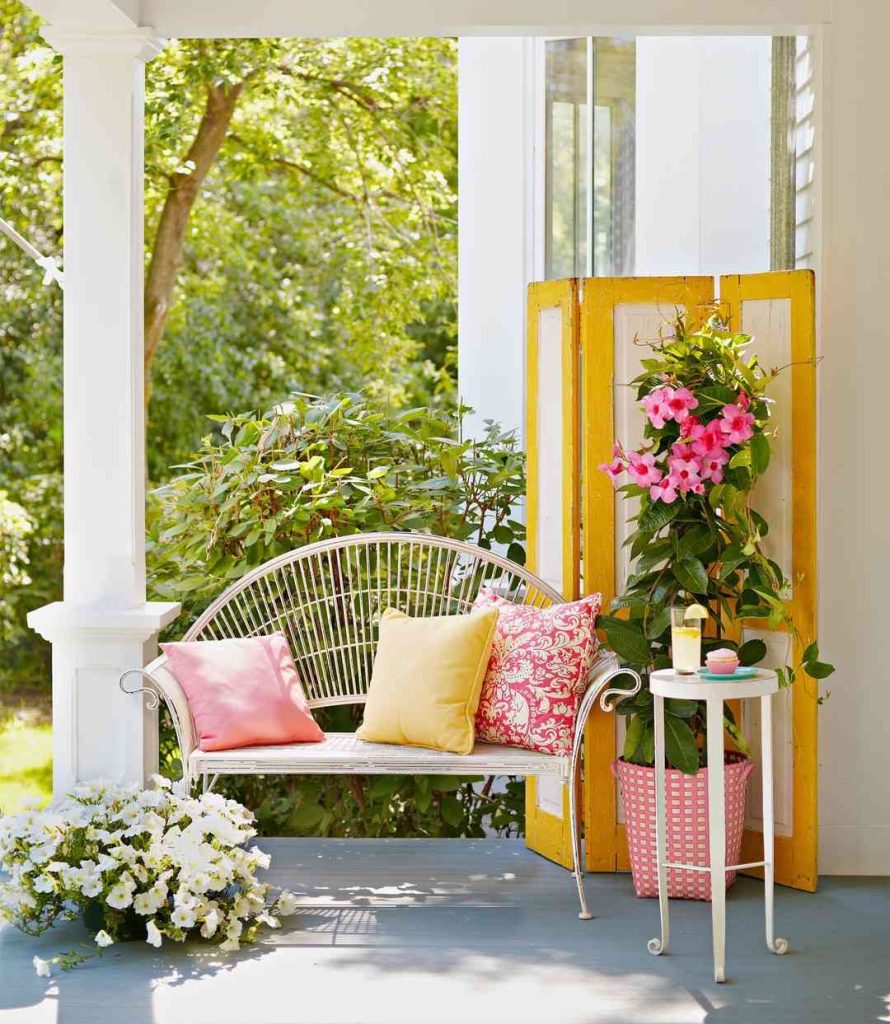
top-left (143, 80), bottom-right (245, 399)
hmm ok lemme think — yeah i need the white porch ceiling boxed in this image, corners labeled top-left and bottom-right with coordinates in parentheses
top-left (25, 0), bottom-right (832, 38)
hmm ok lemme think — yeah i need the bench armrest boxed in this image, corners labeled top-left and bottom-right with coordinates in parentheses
top-left (120, 655), bottom-right (198, 785)
top-left (571, 650), bottom-right (641, 757)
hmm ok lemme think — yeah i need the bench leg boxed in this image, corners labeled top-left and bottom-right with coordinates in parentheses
top-left (569, 762), bottom-right (591, 919)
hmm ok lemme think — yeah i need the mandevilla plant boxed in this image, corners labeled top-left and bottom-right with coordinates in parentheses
top-left (599, 312), bottom-right (834, 775)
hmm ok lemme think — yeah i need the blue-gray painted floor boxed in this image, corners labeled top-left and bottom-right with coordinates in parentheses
top-left (1, 839), bottom-right (887, 1024)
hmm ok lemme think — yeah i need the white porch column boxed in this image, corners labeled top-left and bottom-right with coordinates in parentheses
top-left (27, 27), bottom-right (180, 796)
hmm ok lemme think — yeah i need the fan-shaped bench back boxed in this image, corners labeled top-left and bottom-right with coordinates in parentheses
top-left (184, 532), bottom-right (564, 708)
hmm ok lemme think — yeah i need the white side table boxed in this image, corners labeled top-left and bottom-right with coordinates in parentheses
top-left (647, 668), bottom-right (789, 983)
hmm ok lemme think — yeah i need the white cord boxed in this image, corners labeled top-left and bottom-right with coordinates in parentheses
top-left (0, 215), bottom-right (64, 289)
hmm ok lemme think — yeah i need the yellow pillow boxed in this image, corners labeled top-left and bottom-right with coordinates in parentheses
top-left (356, 607), bottom-right (499, 755)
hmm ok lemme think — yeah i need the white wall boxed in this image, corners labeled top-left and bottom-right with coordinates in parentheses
top-left (457, 38), bottom-right (533, 441)
top-left (817, 6), bottom-right (890, 875)
top-left (635, 36), bottom-right (772, 276)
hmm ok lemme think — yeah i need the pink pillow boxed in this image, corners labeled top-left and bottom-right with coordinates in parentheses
top-left (473, 591), bottom-right (602, 756)
top-left (161, 633), bottom-right (324, 752)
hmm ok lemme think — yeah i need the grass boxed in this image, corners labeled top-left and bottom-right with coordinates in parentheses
top-left (0, 711), bottom-right (52, 815)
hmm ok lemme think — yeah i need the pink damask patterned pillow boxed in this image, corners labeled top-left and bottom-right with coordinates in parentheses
top-left (473, 591), bottom-right (602, 756)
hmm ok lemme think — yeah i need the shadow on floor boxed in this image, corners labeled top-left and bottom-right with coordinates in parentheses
top-left (1, 839), bottom-right (887, 1024)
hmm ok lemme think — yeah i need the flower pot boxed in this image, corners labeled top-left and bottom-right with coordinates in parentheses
top-left (612, 752), bottom-right (754, 900)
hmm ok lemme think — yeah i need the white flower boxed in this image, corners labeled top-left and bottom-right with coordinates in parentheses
top-left (94, 930), bottom-right (113, 948)
top-left (106, 883), bottom-right (134, 910)
top-left (257, 912), bottom-right (280, 929)
top-left (145, 920), bottom-right (163, 948)
top-left (30, 842), bottom-right (57, 865)
top-left (219, 937), bottom-right (240, 952)
top-left (199, 910), bottom-right (220, 939)
top-left (33, 956), bottom-right (51, 977)
top-left (225, 918), bottom-right (243, 940)
top-left (276, 891), bottom-right (299, 916)
top-left (174, 889), bottom-right (198, 910)
top-left (150, 773), bottom-right (172, 790)
top-left (96, 853), bottom-right (118, 873)
top-left (78, 863), bottom-right (103, 898)
top-left (170, 905), bottom-right (197, 930)
top-left (133, 890), bottom-right (163, 916)
top-left (33, 874), bottom-right (55, 894)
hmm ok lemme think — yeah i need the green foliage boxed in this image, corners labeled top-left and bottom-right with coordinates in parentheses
top-left (0, 3), bottom-right (458, 691)
top-left (149, 392), bottom-right (527, 837)
top-left (147, 392), bottom-right (525, 619)
top-left (143, 36), bottom-right (458, 474)
top-left (603, 313), bottom-right (834, 774)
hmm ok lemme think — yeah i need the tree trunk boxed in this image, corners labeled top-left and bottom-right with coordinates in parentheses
top-left (143, 81), bottom-right (244, 401)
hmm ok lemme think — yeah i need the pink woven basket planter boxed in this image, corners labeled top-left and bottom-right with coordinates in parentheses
top-left (613, 752), bottom-right (754, 901)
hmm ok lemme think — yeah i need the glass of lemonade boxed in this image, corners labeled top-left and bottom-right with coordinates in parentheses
top-left (671, 606), bottom-right (702, 674)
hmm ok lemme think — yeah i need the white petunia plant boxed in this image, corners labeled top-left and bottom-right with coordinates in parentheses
top-left (0, 777), bottom-right (299, 972)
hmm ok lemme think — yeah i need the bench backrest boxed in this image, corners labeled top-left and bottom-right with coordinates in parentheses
top-left (183, 532), bottom-right (564, 708)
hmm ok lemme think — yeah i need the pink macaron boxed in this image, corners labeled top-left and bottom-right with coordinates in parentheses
top-left (706, 648), bottom-right (741, 675)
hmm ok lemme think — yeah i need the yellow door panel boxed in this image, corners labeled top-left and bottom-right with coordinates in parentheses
top-left (524, 279), bottom-right (580, 869)
top-left (721, 270), bottom-right (819, 892)
top-left (580, 276), bottom-right (715, 871)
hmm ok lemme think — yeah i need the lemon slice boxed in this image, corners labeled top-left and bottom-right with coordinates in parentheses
top-left (685, 603), bottom-right (709, 620)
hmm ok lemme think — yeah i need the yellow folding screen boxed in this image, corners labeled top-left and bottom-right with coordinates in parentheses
top-left (525, 271), bottom-right (819, 892)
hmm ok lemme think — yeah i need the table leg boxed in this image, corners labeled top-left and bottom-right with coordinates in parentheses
top-left (761, 693), bottom-right (789, 955)
top-left (707, 697), bottom-right (726, 983)
top-left (648, 694), bottom-right (670, 956)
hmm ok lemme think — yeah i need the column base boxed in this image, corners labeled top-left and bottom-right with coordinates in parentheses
top-left (28, 601), bottom-right (180, 796)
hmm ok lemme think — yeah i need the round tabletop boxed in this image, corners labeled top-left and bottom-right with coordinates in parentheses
top-left (649, 667), bottom-right (779, 700)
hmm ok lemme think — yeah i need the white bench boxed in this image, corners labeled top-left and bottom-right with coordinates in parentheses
top-left (122, 532), bottom-right (640, 917)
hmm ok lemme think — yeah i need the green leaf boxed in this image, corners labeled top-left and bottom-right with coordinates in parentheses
top-left (646, 606), bottom-right (672, 640)
top-left (440, 796), bottom-right (464, 827)
top-left (623, 715), bottom-right (650, 764)
top-left (664, 716), bottom-right (699, 774)
top-left (290, 803), bottom-right (325, 830)
top-left (672, 556), bottom-right (710, 595)
top-left (737, 639), bottom-right (767, 666)
top-left (678, 523), bottom-right (715, 557)
top-left (724, 715), bottom-right (750, 756)
top-left (664, 698), bottom-right (698, 719)
top-left (750, 433), bottom-right (770, 475)
top-left (804, 660), bottom-right (835, 679)
top-left (803, 641), bottom-right (819, 663)
top-left (638, 501), bottom-right (681, 534)
top-left (600, 616), bottom-right (651, 666)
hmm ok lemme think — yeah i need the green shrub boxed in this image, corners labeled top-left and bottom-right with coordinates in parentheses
top-left (148, 392), bottom-right (528, 838)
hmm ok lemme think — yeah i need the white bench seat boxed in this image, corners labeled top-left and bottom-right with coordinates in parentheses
top-left (123, 532), bottom-right (640, 918)
top-left (190, 732), bottom-right (570, 781)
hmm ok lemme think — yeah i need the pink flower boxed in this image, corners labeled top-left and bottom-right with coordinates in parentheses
top-left (598, 443), bottom-right (626, 488)
top-left (599, 457), bottom-right (624, 487)
top-left (670, 442), bottom-right (698, 465)
top-left (699, 447), bottom-right (729, 483)
top-left (689, 420), bottom-right (725, 457)
top-left (627, 451), bottom-right (663, 487)
top-left (680, 414), bottom-right (700, 439)
top-left (642, 388), bottom-right (672, 429)
top-left (719, 403), bottom-right (756, 445)
top-left (667, 457), bottom-right (702, 494)
top-left (737, 391), bottom-right (750, 410)
top-left (664, 386), bottom-right (698, 423)
top-left (649, 476), bottom-right (678, 504)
